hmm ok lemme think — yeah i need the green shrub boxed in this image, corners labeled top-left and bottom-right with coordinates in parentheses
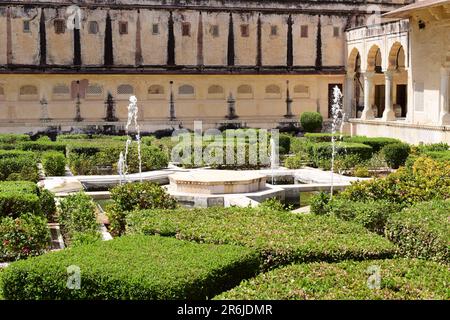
top-left (300, 112), bottom-right (323, 133)
top-left (278, 134), bottom-right (291, 155)
top-left (284, 153), bottom-right (309, 169)
top-left (0, 151), bottom-right (38, 182)
top-left (423, 150), bottom-right (450, 162)
top-left (352, 165), bottom-right (371, 177)
top-left (259, 198), bottom-right (291, 211)
top-left (344, 136), bottom-right (401, 153)
top-left (333, 154), bottom-right (363, 172)
top-left (382, 142), bottom-right (410, 169)
top-left (1, 235), bottom-right (260, 299)
top-left (58, 192), bottom-right (100, 247)
top-left (107, 182), bottom-right (177, 236)
top-left (304, 133), bottom-right (347, 143)
top-left (328, 199), bottom-right (404, 234)
top-left (216, 258), bottom-right (450, 300)
top-left (0, 134), bottom-right (30, 144)
top-left (126, 207), bottom-right (396, 269)
top-left (41, 152), bottom-right (66, 176)
top-left (0, 213), bottom-right (50, 261)
top-left (290, 137), bottom-right (312, 154)
top-left (340, 157), bottom-right (449, 206)
top-left (18, 141), bottom-right (66, 153)
top-left (0, 181), bottom-right (55, 219)
top-left (416, 142), bottom-right (449, 153)
top-left (308, 142), bottom-right (373, 167)
top-left (385, 200), bottom-right (449, 264)
top-left (309, 192), bottom-right (331, 215)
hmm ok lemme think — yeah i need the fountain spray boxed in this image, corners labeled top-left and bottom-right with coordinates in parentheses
top-left (330, 86), bottom-right (343, 200)
top-left (118, 95), bottom-right (143, 184)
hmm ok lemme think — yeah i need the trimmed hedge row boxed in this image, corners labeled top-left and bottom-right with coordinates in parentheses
top-left (0, 181), bottom-right (55, 220)
top-left (216, 258), bottom-right (450, 300)
top-left (42, 152), bottom-right (66, 176)
top-left (0, 235), bottom-right (260, 300)
top-left (58, 192), bottom-right (100, 247)
top-left (343, 136), bottom-right (401, 153)
top-left (385, 200), bottom-right (449, 264)
top-left (304, 133), bottom-right (348, 143)
top-left (18, 141), bottom-right (66, 153)
top-left (125, 207), bottom-right (397, 269)
top-left (0, 150), bottom-right (39, 182)
top-left (0, 134), bottom-right (30, 144)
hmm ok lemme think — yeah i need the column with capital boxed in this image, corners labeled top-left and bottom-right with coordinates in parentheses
top-left (439, 67), bottom-right (450, 125)
top-left (382, 70), bottom-right (396, 121)
top-left (361, 71), bottom-right (374, 120)
top-left (344, 72), bottom-right (355, 119)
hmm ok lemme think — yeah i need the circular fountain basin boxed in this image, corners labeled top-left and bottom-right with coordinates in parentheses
top-left (169, 170), bottom-right (266, 194)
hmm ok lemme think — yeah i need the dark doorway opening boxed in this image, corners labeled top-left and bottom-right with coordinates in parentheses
top-left (374, 84), bottom-right (385, 118)
top-left (328, 83), bottom-right (343, 118)
top-left (396, 84), bottom-right (407, 117)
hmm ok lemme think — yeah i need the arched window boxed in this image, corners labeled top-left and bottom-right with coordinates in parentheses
top-left (265, 85), bottom-right (281, 94)
top-left (237, 84), bottom-right (253, 99)
top-left (19, 85), bottom-right (38, 101)
top-left (86, 84), bottom-right (103, 98)
top-left (148, 85), bottom-right (165, 95)
top-left (52, 84), bottom-right (70, 95)
top-left (117, 84), bottom-right (134, 95)
top-left (208, 85), bottom-right (224, 94)
top-left (293, 85), bottom-right (309, 98)
top-left (178, 84), bottom-right (195, 95)
top-left (20, 85), bottom-right (38, 96)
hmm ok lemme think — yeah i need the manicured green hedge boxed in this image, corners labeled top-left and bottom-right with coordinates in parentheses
top-left (0, 134), bottom-right (30, 144)
top-left (66, 141), bottom-right (168, 175)
top-left (343, 136), bottom-right (400, 153)
top-left (0, 151), bottom-right (38, 182)
top-left (307, 142), bottom-right (373, 168)
top-left (0, 181), bottom-right (55, 219)
top-left (340, 156), bottom-right (449, 206)
top-left (126, 207), bottom-right (396, 269)
top-left (382, 142), bottom-right (411, 169)
top-left (42, 151), bottom-right (66, 176)
top-left (58, 192), bottom-right (100, 247)
top-left (385, 200), bottom-right (449, 264)
top-left (216, 258), bottom-right (450, 300)
top-left (0, 213), bottom-right (50, 261)
top-left (107, 182), bottom-right (177, 236)
top-left (304, 133), bottom-right (348, 143)
top-left (300, 112), bottom-right (322, 133)
top-left (18, 141), bottom-right (66, 153)
top-left (423, 150), bottom-right (450, 162)
top-left (0, 235), bottom-right (260, 300)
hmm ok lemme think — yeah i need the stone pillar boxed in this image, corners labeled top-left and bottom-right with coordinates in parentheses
top-left (361, 71), bottom-right (374, 120)
top-left (284, 80), bottom-right (293, 118)
top-left (439, 67), bottom-right (450, 125)
top-left (344, 72), bottom-right (355, 119)
top-left (169, 81), bottom-right (176, 120)
top-left (226, 92), bottom-right (237, 119)
top-left (382, 70), bottom-right (396, 121)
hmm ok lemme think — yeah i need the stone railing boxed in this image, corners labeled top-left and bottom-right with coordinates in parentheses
top-left (346, 19), bottom-right (409, 42)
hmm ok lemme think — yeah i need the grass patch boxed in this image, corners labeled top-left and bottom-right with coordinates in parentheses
top-left (126, 207), bottom-right (397, 269)
top-left (1, 235), bottom-right (260, 300)
top-left (216, 258), bottom-right (450, 300)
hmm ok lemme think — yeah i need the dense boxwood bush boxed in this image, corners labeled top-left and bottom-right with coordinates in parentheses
top-left (304, 133), bottom-right (347, 143)
top-left (284, 153), bottom-right (309, 169)
top-left (0, 181), bottom-right (55, 219)
top-left (421, 150), bottom-right (450, 162)
top-left (18, 141), bottom-right (66, 153)
top-left (41, 152), bottom-right (66, 176)
top-left (107, 182), bottom-right (177, 236)
top-left (126, 207), bottom-right (396, 269)
top-left (278, 134), bottom-right (291, 155)
top-left (66, 141), bottom-right (168, 175)
top-left (300, 112), bottom-right (323, 133)
top-left (0, 235), bottom-right (260, 300)
top-left (385, 200), bottom-right (449, 264)
top-left (307, 142), bottom-right (373, 168)
top-left (382, 142), bottom-right (410, 169)
top-left (0, 213), bottom-right (50, 261)
top-left (0, 151), bottom-right (39, 182)
top-left (343, 136), bottom-right (400, 153)
top-left (0, 134), bottom-right (30, 144)
top-left (340, 156), bottom-right (449, 206)
top-left (216, 258), bottom-right (450, 300)
top-left (326, 199), bottom-right (404, 234)
top-left (58, 192), bottom-right (100, 247)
